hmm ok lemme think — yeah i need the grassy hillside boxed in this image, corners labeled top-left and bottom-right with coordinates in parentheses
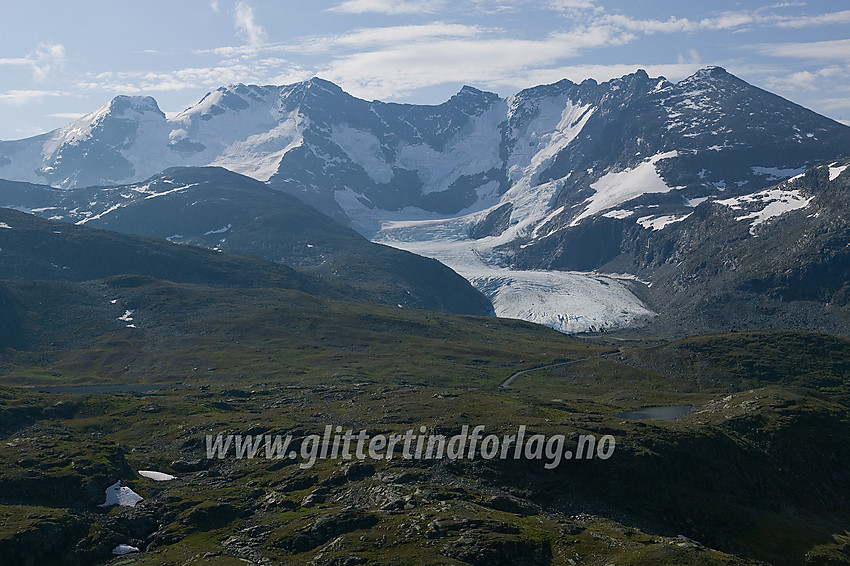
top-left (0, 209), bottom-right (848, 565)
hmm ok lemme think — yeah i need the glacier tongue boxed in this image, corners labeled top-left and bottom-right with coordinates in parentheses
top-left (469, 270), bottom-right (655, 333)
top-left (376, 215), bottom-right (654, 334)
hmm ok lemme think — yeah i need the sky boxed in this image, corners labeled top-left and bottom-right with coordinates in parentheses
top-left (1, 0), bottom-right (849, 140)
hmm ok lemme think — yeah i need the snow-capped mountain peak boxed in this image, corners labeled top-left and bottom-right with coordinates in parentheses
top-left (2, 68), bottom-right (849, 333)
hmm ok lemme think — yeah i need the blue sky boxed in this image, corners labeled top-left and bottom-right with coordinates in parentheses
top-left (1, 0), bottom-right (849, 140)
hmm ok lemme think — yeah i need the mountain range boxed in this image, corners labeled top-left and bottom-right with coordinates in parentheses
top-left (1, 66), bottom-right (849, 334)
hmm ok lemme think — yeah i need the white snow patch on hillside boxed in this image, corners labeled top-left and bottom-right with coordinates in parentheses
top-left (204, 224), bottom-right (232, 235)
top-left (75, 203), bottom-right (123, 225)
top-left (571, 151), bottom-right (679, 226)
top-left (686, 196), bottom-right (710, 207)
top-left (751, 165), bottom-right (806, 181)
top-left (332, 125), bottom-right (393, 184)
top-left (636, 213), bottom-right (691, 231)
top-left (0, 222), bottom-right (11, 229)
top-left (531, 206), bottom-right (566, 238)
top-left (602, 209), bottom-right (634, 219)
top-left (118, 310), bottom-right (135, 322)
top-left (138, 470), bottom-right (176, 481)
top-left (716, 189), bottom-right (812, 235)
top-left (0, 137), bottom-right (51, 185)
top-left (829, 164), bottom-right (848, 181)
top-left (99, 481), bottom-right (143, 507)
top-left (142, 182), bottom-right (199, 200)
top-left (113, 544), bottom-right (140, 556)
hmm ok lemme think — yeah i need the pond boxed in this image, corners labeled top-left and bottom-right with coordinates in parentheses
top-left (616, 405), bottom-right (692, 422)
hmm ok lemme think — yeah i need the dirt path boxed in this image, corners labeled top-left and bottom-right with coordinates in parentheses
top-left (499, 354), bottom-right (611, 389)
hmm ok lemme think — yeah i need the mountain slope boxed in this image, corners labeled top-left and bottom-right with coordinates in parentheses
top-left (628, 157), bottom-right (850, 336)
top-left (2, 67), bottom-right (849, 333)
top-left (0, 168), bottom-right (492, 316)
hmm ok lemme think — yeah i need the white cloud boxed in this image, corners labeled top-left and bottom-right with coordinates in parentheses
top-left (0, 90), bottom-right (64, 104)
top-left (469, 1), bottom-right (525, 15)
top-left (0, 43), bottom-right (65, 81)
top-left (327, 0), bottom-right (446, 15)
top-left (814, 97), bottom-right (850, 111)
top-left (234, 2), bottom-right (267, 48)
top-left (320, 26), bottom-right (633, 99)
top-left (205, 22), bottom-right (485, 58)
top-left (75, 59), bottom-right (295, 95)
top-left (761, 66), bottom-right (847, 91)
top-left (600, 12), bottom-right (756, 34)
top-left (773, 9), bottom-right (850, 28)
top-left (211, 1), bottom-right (220, 13)
top-left (549, 0), bottom-right (596, 10)
top-left (752, 39), bottom-right (850, 61)
top-left (0, 57), bottom-right (30, 67)
top-left (309, 22), bottom-right (484, 51)
top-left (596, 8), bottom-right (850, 36)
top-left (31, 43), bottom-right (65, 81)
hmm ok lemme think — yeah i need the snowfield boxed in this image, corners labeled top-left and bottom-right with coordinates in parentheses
top-left (571, 151), bottom-right (679, 226)
top-left (716, 188), bottom-right (813, 235)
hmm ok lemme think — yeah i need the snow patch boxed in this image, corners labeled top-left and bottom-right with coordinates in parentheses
top-left (751, 166), bottom-right (806, 181)
top-left (716, 189), bottom-right (812, 235)
top-left (636, 213), bottom-right (692, 231)
top-left (685, 196), bottom-right (710, 207)
top-left (2, 205), bottom-right (33, 214)
top-left (142, 182), bottom-right (199, 200)
top-left (829, 164), bottom-right (848, 181)
top-left (469, 270), bottom-right (655, 333)
top-left (99, 481), bottom-right (143, 508)
top-left (601, 209), bottom-right (634, 219)
top-left (571, 151), bottom-right (679, 225)
top-left (138, 470), bottom-right (176, 481)
top-left (0, 222), bottom-right (11, 229)
top-left (113, 544), bottom-right (140, 556)
top-left (204, 224), bottom-right (232, 235)
top-left (395, 102), bottom-right (506, 196)
top-left (75, 203), bottom-right (123, 225)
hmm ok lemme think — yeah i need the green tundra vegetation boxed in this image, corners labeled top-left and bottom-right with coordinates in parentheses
top-left (0, 209), bottom-right (848, 565)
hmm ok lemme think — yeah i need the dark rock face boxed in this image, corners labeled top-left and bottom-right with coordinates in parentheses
top-left (470, 202), bottom-right (513, 239)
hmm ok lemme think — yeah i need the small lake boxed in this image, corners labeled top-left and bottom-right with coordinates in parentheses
top-left (616, 405), bottom-right (692, 422)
